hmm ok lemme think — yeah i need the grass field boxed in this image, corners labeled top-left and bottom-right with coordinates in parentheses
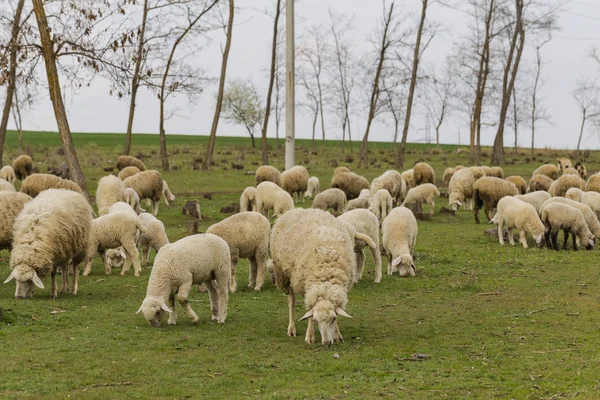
top-left (1, 130), bottom-right (599, 399)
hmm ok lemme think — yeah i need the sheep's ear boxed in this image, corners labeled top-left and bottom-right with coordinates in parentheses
top-left (299, 309), bottom-right (313, 321)
top-left (410, 262), bottom-right (416, 272)
top-left (456, 200), bottom-right (463, 206)
top-left (161, 303), bottom-right (172, 313)
top-left (119, 248), bottom-right (127, 259)
top-left (136, 305), bottom-right (143, 314)
top-left (32, 271), bottom-right (44, 289)
top-left (335, 307), bottom-right (352, 318)
top-left (3, 270), bottom-right (15, 284)
top-left (391, 257), bottom-right (403, 269)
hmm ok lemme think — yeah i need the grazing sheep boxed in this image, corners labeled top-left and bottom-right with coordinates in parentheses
top-left (505, 175), bottom-right (527, 195)
top-left (368, 188), bottom-right (392, 223)
top-left (514, 191), bottom-right (551, 215)
top-left (12, 155), bottom-right (32, 180)
top-left (256, 165), bottom-right (282, 187)
top-left (563, 167), bottom-right (579, 176)
top-left (370, 170), bottom-right (406, 205)
top-left (548, 174), bottom-right (585, 197)
top-left (382, 207), bottom-right (418, 277)
top-left (541, 203), bottom-right (595, 251)
top-left (333, 166), bottom-right (351, 176)
top-left (137, 213), bottom-right (169, 266)
top-left (240, 186), bottom-right (257, 212)
top-left (116, 155), bottom-right (146, 171)
top-left (540, 197), bottom-right (600, 239)
top-left (124, 187), bottom-right (143, 214)
top-left (83, 212), bottom-right (147, 277)
top-left (255, 181), bottom-right (294, 218)
top-left (413, 162), bottom-right (435, 186)
top-left (448, 168), bottom-right (475, 211)
top-left (182, 200), bottom-right (201, 234)
top-left (96, 175), bottom-right (125, 216)
top-left (443, 167), bottom-right (456, 185)
top-left (473, 177), bottom-right (519, 223)
top-left (566, 187), bottom-right (600, 218)
top-left (346, 197), bottom-right (370, 211)
top-left (304, 176), bottom-right (321, 199)
top-left (118, 166), bottom-right (141, 180)
top-left (575, 162), bottom-right (587, 180)
top-left (270, 208), bottom-right (354, 345)
top-left (123, 170), bottom-right (163, 215)
top-left (281, 165), bottom-right (309, 202)
top-left (4, 189), bottom-right (92, 298)
top-left (0, 178), bottom-right (15, 192)
top-left (162, 180), bottom-right (176, 206)
top-left (312, 188), bottom-right (347, 216)
top-left (556, 157), bottom-right (573, 174)
top-left (206, 212), bottom-right (270, 292)
top-left (401, 183), bottom-right (440, 215)
top-left (0, 165), bottom-right (16, 184)
top-left (137, 234), bottom-right (230, 327)
top-left (528, 174), bottom-right (553, 193)
top-left (532, 164), bottom-right (558, 180)
top-left (469, 166), bottom-right (486, 181)
top-left (401, 169), bottom-right (415, 189)
top-left (20, 174), bottom-right (82, 197)
top-left (490, 197), bottom-right (544, 248)
top-left (488, 167), bottom-right (504, 179)
top-left (586, 173), bottom-right (600, 193)
top-left (338, 209), bottom-right (382, 283)
top-left (108, 201), bottom-right (138, 217)
top-left (0, 192), bottom-right (31, 250)
top-left (331, 171), bottom-right (369, 200)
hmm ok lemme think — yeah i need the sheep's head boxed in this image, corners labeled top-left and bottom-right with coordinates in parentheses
top-left (586, 235), bottom-right (595, 250)
top-left (137, 296), bottom-right (172, 327)
top-left (448, 192), bottom-right (463, 211)
top-left (4, 264), bottom-right (44, 299)
top-left (106, 247), bottom-right (126, 268)
top-left (535, 234), bottom-right (545, 247)
top-left (300, 300), bottom-right (352, 345)
top-left (392, 254), bottom-right (416, 277)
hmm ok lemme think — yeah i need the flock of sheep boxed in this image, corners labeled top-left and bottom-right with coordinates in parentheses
top-left (0, 152), bottom-right (596, 345)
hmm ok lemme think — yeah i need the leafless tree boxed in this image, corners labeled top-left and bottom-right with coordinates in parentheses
top-left (423, 62), bottom-right (455, 150)
top-left (297, 64), bottom-right (320, 151)
top-left (573, 76), bottom-right (600, 153)
top-left (273, 32), bottom-right (285, 150)
top-left (530, 36), bottom-right (551, 156)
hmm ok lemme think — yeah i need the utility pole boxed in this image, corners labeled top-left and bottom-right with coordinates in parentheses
top-left (285, 0), bottom-right (295, 170)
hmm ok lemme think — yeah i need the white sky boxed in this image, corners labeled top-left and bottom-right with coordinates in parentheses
top-left (5, 0), bottom-right (600, 150)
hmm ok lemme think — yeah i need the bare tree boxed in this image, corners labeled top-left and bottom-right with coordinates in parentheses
top-left (203, 0), bottom-right (234, 170)
top-left (221, 78), bottom-right (264, 148)
top-left (573, 76), bottom-right (600, 153)
top-left (297, 64), bottom-right (320, 151)
top-left (273, 35), bottom-right (285, 150)
top-left (530, 36), bottom-right (551, 156)
top-left (423, 62), bottom-right (455, 150)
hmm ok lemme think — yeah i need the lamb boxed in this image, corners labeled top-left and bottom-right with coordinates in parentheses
top-left (116, 155), bottom-right (146, 171)
top-left (96, 175), bottom-right (125, 216)
top-left (548, 174), bottom-right (585, 197)
top-left (401, 169), bottom-right (415, 189)
top-left (256, 165), bottom-right (282, 186)
top-left (270, 208), bottom-right (354, 345)
top-left (137, 212), bottom-right (170, 266)
top-left (304, 176), bottom-right (320, 199)
top-left (240, 186), bottom-right (257, 212)
top-left (331, 171), bottom-right (369, 200)
top-left (281, 165), bottom-right (309, 201)
top-left (382, 207), bottom-right (418, 277)
top-left (489, 166), bottom-right (504, 179)
top-left (448, 168), bottom-right (475, 211)
top-left (108, 201), bottom-right (138, 217)
top-left (162, 180), bottom-right (176, 206)
top-left (0, 165), bottom-right (16, 184)
top-left (575, 162), bottom-right (587, 180)
top-left (532, 164), bottom-right (558, 180)
top-left (514, 191), bottom-right (551, 215)
top-left (20, 173), bottom-right (82, 197)
top-left (586, 173), bottom-right (600, 193)
top-left (528, 174), bottom-right (553, 193)
top-left (346, 196), bottom-right (370, 211)
top-left (312, 188), bottom-right (347, 216)
top-left (369, 188), bottom-right (393, 223)
top-left (255, 181), bottom-right (294, 218)
top-left (12, 154), bottom-right (32, 180)
top-left (473, 177), bottom-right (519, 223)
top-left (337, 209), bottom-right (382, 283)
top-left (562, 167), bottom-right (579, 176)
top-left (540, 197), bottom-right (600, 239)
top-left (469, 166), bottom-right (486, 181)
top-left (124, 187), bottom-right (143, 214)
top-left (401, 183), bottom-right (440, 215)
top-left (556, 157), bottom-right (573, 174)
top-left (123, 170), bottom-right (164, 215)
top-left (137, 234), bottom-right (230, 327)
top-left (333, 166), bottom-right (351, 176)
top-left (490, 197), bottom-right (544, 248)
top-left (443, 167), bottom-right (455, 185)
top-left (0, 178), bottom-right (15, 192)
top-left (370, 170), bottom-right (406, 205)
top-left (413, 162), bottom-right (435, 186)
top-left (4, 189), bottom-right (92, 298)
top-left (118, 166), bottom-right (140, 180)
top-left (541, 203), bottom-right (595, 251)
top-left (505, 175), bottom-right (527, 195)
top-left (566, 187), bottom-right (600, 218)
top-left (0, 192), bottom-right (31, 250)
top-left (206, 212), bottom-right (270, 292)
top-left (83, 212), bottom-right (147, 277)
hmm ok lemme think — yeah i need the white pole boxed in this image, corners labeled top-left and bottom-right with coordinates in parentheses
top-left (285, 0), bottom-right (295, 170)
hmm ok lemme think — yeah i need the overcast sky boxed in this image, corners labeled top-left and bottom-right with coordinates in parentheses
top-left (5, 0), bottom-right (600, 150)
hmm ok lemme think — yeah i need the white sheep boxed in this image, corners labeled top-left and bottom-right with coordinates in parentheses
top-left (256, 165), bottom-right (282, 186)
top-left (370, 170), bottom-right (406, 205)
top-left (443, 167), bottom-right (455, 185)
top-left (565, 187), bottom-right (600, 219)
top-left (270, 208), bottom-right (354, 345)
top-left (137, 234), bottom-right (230, 326)
top-left (541, 203), bottom-right (595, 251)
top-left (12, 154), bottom-right (32, 180)
top-left (331, 171), bottom-right (369, 200)
top-left (304, 176), bottom-right (320, 199)
top-left (532, 164), bottom-right (558, 180)
top-left (0, 178), bottom-right (16, 192)
top-left (124, 187), bottom-right (143, 214)
top-left (137, 212), bottom-right (169, 266)
top-left (0, 192), bottom-right (32, 250)
top-left (0, 165), bottom-right (16, 184)
top-left (162, 180), bottom-right (176, 206)
top-left (413, 162), bottom-right (435, 186)
top-left (473, 177), bottom-right (519, 223)
top-left (4, 189), bottom-right (92, 298)
top-left (505, 175), bottom-right (527, 195)
top-left (312, 188), bottom-right (347, 216)
top-left (206, 212), bottom-right (270, 292)
top-left (118, 166), bottom-right (141, 180)
top-left (123, 170), bottom-right (163, 215)
top-left (514, 191), bottom-right (551, 215)
top-left (338, 209), bottom-right (382, 283)
top-left (96, 174), bottom-right (125, 216)
top-left (108, 201), bottom-right (138, 217)
top-left (490, 196), bottom-right (544, 248)
top-left (20, 174), bottom-right (82, 197)
top-left (548, 174), bottom-right (585, 197)
top-left (382, 207), bottom-right (418, 277)
top-left (528, 174), bottom-right (553, 193)
top-left (255, 181), bottom-right (294, 218)
top-left (117, 155), bottom-right (146, 171)
top-left (240, 186), bottom-right (257, 212)
top-left (448, 168), bottom-right (475, 211)
top-left (346, 197), bottom-right (370, 211)
top-left (369, 188), bottom-right (393, 223)
top-left (401, 169), bottom-right (415, 189)
top-left (281, 165), bottom-right (309, 202)
top-left (401, 183), bottom-right (440, 215)
top-left (540, 197), bottom-right (600, 239)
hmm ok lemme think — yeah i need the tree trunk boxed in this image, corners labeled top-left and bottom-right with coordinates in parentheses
top-left (577, 109), bottom-right (586, 152)
top-left (12, 89), bottom-right (23, 154)
top-left (347, 113), bottom-right (353, 153)
top-left (32, 0), bottom-right (88, 197)
top-left (396, 0), bottom-right (428, 168)
top-left (203, 0), bottom-right (235, 170)
top-left (250, 132), bottom-right (256, 148)
top-left (318, 84), bottom-right (326, 151)
top-left (512, 86), bottom-right (518, 154)
top-left (0, 0), bottom-right (25, 166)
top-left (159, 101), bottom-right (169, 171)
top-left (124, 0), bottom-right (149, 156)
top-left (311, 109), bottom-right (318, 151)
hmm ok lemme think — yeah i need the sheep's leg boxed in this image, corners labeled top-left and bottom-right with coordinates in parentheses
top-left (507, 228), bottom-right (515, 246)
top-left (551, 231), bottom-right (559, 251)
top-left (177, 282), bottom-right (199, 325)
top-left (498, 219), bottom-right (505, 245)
top-left (386, 253), bottom-right (393, 276)
top-left (305, 318), bottom-right (315, 344)
top-left (152, 198), bottom-right (159, 216)
top-left (429, 199), bottom-right (435, 216)
top-left (82, 247), bottom-right (96, 276)
top-left (122, 240), bottom-right (141, 277)
top-left (205, 280), bottom-right (220, 321)
top-left (103, 253), bottom-right (112, 275)
top-left (212, 277), bottom-right (228, 323)
top-left (167, 293), bottom-right (178, 325)
top-left (562, 230), bottom-right (569, 250)
top-left (229, 249), bottom-right (239, 293)
top-left (248, 256), bottom-right (259, 290)
top-left (51, 269), bottom-right (58, 298)
top-left (71, 263), bottom-right (79, 295)
top-left (253, 249), bottom-right (267, 291)
top-left (572, 231), bottom-right (578, 251)
top-left (120, 253), bottom-right (133, 275)
top-left (60, 264), bottom-right (69, 294)
top-left (287, 291), bottom-right (296, 337)
top-left (354, 249), bottom-right (365, 284)
top-left (334, 321), bottom-right (344, 342)
top-left (519, 230), bottom-right (528, 249)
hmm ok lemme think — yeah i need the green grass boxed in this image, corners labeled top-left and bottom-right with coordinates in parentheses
top-left (1, 130), bottom-right (600, 399)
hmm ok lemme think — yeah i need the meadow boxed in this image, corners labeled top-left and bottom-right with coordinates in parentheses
top-left (1, 130), bottom-right (599, 399)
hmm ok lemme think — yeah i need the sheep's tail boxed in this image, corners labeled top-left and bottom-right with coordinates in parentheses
top-left (490, 213), bottom-right (498, 224)
top-left (355, 232), bottom-right (381, 278)
top-left (136, 219), bottom-right (148, 234)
